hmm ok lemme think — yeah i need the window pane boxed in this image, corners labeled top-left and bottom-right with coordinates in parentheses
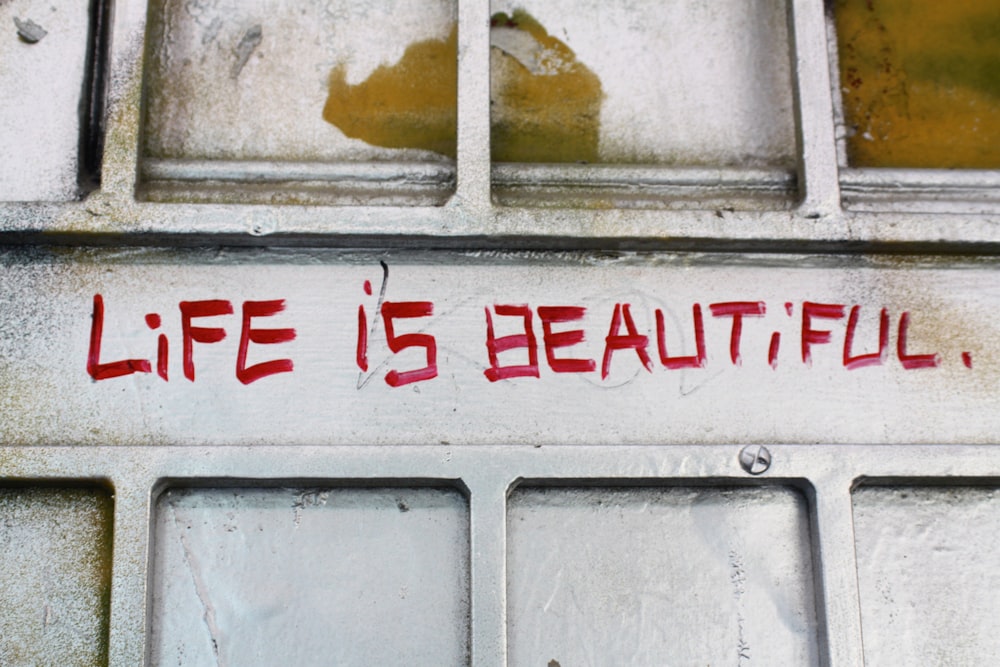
top-left (150, 486), bottom-right (470, 666)
top-left (853, 485), bottom-right (1000, 665)
top-left (0, 485), bottom-right (113, 666)
top-left (489, 0), bottom-right (796, 167)
top-left (508, 486), bottom-right (819, 665)
top-left (835, 0), bottom-right (1000, 168)
top-left (141, 0), bottom-right (457, 204)
top-left (0, 0), bottom-right (97, 201)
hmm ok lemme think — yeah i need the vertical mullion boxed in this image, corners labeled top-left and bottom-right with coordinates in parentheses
top-left (106, 476), bottom-right (153, 667)
top-left (98, 0), bottom-right (148, 198)
top-left (453, 0), bottom-right (493, 210)
top-left (467, 474), bottom-right (508, 667)
top-left (812, 475), bottom-right (865, 667)
top-left (787, 0), bottom-right (842, 218)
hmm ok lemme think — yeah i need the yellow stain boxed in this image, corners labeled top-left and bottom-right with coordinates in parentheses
top-left (490, 10), bottom-right (603, 163)
top-left (322, 11), bottom-right (603, 164)
top-left (836, 0), bottom-right (1000, 168)
top-left (323, 26), bottom-right (457, 158)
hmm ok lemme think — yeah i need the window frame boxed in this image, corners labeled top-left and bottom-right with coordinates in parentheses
top-left (0, 0), bottom-right (997, 249)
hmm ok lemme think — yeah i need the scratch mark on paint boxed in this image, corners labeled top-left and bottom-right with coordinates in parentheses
top-left (542, 568), bottom-right (563, 613)
top-left (357, 261), bottom-right (390, 390)
top-left (170, 500), bottom-right (226, 667)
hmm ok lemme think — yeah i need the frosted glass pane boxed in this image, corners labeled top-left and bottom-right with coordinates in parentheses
top-left (508, 486), bottom-right (819, 666)
top-left (853, 485), bottom-right (1000, 666)
top-left (149, 486), bottom-right (469, 666)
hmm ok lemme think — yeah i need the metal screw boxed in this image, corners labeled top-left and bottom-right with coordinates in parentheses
top-left (738, 445), bottom-right (771, 475)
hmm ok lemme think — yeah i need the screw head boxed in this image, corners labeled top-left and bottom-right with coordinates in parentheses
top-left (738, 445), bottom-right (771, 475)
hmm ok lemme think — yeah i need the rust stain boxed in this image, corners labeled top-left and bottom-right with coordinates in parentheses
top-left (836, 0), bottom-right (1000, 168)
top-left (321, 11), bottom-right (602, 163)
top-left (323, 26), bottom-right (457, 158)
top-left (490, 9), bottom-right (603, 163)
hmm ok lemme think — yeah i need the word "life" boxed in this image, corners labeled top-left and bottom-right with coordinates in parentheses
top-left (87, 295), bottom-right (295, 384)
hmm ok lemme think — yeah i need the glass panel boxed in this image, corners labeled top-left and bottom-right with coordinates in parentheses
top-left (141, 0), bottom-right (457, 204)
top-left (0, 485), bottom-right (113, 666)
top-left (489, 0), bottom-right (796, 167)
top-left (853, 485), bottom-right (1000, 666)
top-left (149, 486), bottom-right (469, 666)
top-left (0, 0), bottom-right (97, 201)
top-left (834, 0), bottom-right (1000, 168)
top-left (507, 486), bottom-right (819, 666)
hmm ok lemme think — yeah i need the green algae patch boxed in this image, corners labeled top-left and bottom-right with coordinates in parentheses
top-left (836, 0), bottom-right (1000, 168)
top-left (490, 9), bottom-right (603, 163)
top-left (323, 26), bottom-right (457, 158)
